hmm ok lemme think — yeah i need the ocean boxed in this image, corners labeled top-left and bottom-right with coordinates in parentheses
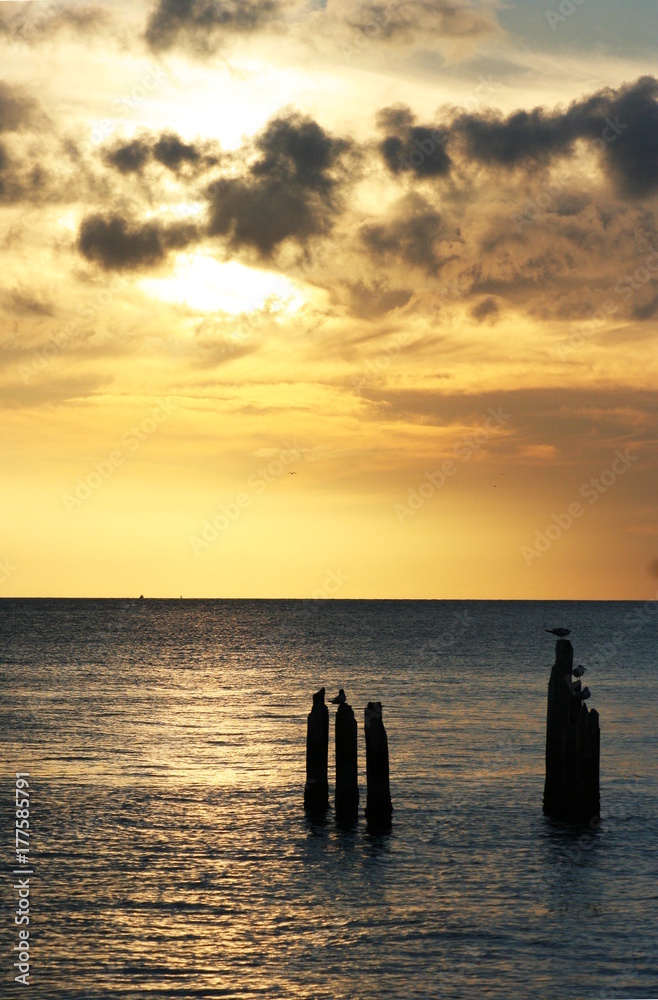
top-left (1, 599), bottom-right (657, 999)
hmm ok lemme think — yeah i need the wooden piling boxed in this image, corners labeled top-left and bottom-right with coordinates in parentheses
top-left (304, 687), bottom-right (329, 813)
top-left (364, 701), bottom-right (392, 831)
top-left (543, 639), bottom-right (600, 821)
top-left (335, 701), bottom-right (359, 824)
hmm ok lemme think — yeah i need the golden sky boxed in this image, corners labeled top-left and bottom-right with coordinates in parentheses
top-left (1, 0), bottom-right (657, 598)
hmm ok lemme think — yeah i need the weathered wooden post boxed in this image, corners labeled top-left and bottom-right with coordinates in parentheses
top-left (364, 701), bottom-right (392, 831)
top-left (304, 687), bottom-right (329, 813)
top-left (543, 639), bottom-right (600, 821)
top-left (335, 700), bottom-right (359, 825)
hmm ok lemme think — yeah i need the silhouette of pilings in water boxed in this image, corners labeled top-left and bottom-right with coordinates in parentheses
top-left (543, 639), bottom-right (600, 822)
top-left (335, 701), bottom-right (359, 825)
top-left (304, 687), bottom-right (329, 813)
top-left (364, 701), bottom-right (393, 831)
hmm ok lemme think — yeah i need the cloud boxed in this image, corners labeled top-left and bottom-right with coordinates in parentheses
top-left (0, 81), bottom-right (37, 133)
top-left (5, 287), bottom-right (56, 318)
top-left (372, 78), bottom-right (658, 202)
top-left (592, 76), bottom-right (658, 199)
top-left (77, 213), bottom-right (197, 271)
top-left (358, 384), bottom-right (657, 461)
top-left (361, 195), bottom-right (445, 273)
top-left (0, 374), bottom-right (109, 410)
top-left (205, 111), bottom-right (352, 256)
top-left (104, 138), bottom-right (151, 175)
top-left (470, 296), bottom-right (499, 322)
top-left (0, 4), bottom-right (110, 44)
top-left (333, 0), bottom-right (500, 46)
top-left (377, 105), bottom-right (451, 178)
top-left (154, 132), bottom-right (207, 170)
top-left (336, 279), bottom-right (413, 320)
top-left (0, 84), bottom-right (102, 205)
top-left (103, 132), bottom-right (217, 175)
top-left (446, 76), bottom-right (658, 198)
top-left (144, 0), bottom-right (283, 54)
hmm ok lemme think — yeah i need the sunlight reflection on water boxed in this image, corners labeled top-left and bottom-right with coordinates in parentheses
top-left (1, 599), bottom-right (656, 999)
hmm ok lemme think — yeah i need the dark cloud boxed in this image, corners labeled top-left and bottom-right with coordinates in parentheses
top-left (470, 296), bottom-right (499, 322)
top-left (632, 287), bottom-right (658, 321)
top-left (377, 105), bottom-right (451, 178)
top-left (338, 279), bottom-right (413, 320)
top-left (447, 76), bottom-right (658, 197)
top-left (359, 385), bottom-right (658, 461)
top-left (144, 0), bottom-right (282, 54)
top-left (341, 0), bottom-right (499, 43)
top-left (206, 112), bottom-right (351, 256)
top-left (154, 132), bottom-right (204, 170)
top-left (373, 78), bottom-right (658, 200)
top-left (455, 106), bottom-right (574, 167)
top-left (105, 139), bottom-right (151, 174)
top-left (6, 287), bottom-right (55, 317)
top-left (591, 76), bottom-right (658, 198)
top-left (0, 81), bottom-right (36, 132)
top-left (103, 132), bottom-right (218, 175)
top-left (361, 196), bottom-right (444, 273)
top-left (0, 5), bottom-right (109, 43)
top-left (0, 147), bottom-right (48, 204)
top-left (77, 213), bottom-right (197, 271)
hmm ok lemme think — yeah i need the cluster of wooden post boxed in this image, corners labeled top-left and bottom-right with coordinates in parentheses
top-left (304, 688), bottom-right (392, 831)
top-left (305, 637), bottom-right (601, 830)
top-left (543, 639), bottom-right (600, 822)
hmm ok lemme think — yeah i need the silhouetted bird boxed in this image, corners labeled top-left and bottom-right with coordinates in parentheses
top-left (331, 689), bottom-right (346, 705)
top-left (575, 686), bottom-right (591, 701)
top-left (546, 628), bottom-right (570, 637)
top-left (573, 664), bottom-right (587, 677)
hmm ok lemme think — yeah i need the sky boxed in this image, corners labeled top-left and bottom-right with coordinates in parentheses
top-left (0, 0), bottom-right (657, 599)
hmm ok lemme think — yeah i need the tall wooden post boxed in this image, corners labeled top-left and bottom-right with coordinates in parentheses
top-left (364, 701), bottom-right (392, 831)
top-left (304, 687), bottom-right (329, 813)
top-left (543, 639), bottom-right (600, 821)
top-left (335, 701), bottom-right (359, 825)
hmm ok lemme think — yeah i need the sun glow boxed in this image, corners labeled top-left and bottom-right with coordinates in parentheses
top-left (140, 254), bottom-right (305, 315)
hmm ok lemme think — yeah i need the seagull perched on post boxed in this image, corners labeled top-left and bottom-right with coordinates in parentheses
top-left (546, 628), bottom-right (571, 638)
top-left (331, 689), bottom-right (346, 705)
top-left (573, 664), bottom-right (587, 677)
top-left (575, 686), bottom-right (591, 701)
